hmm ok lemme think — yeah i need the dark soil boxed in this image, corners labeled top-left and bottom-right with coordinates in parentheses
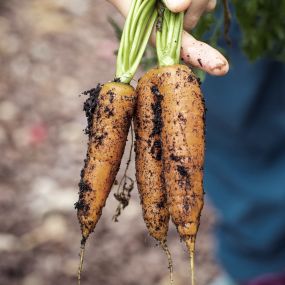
top-left (83, 84), bottom-right (102, 136)
top-left (150, 85), bottom-right (164, 161)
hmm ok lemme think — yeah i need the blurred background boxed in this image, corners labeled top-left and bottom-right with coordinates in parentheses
top-left (0, 1), bottom-right (220, 284)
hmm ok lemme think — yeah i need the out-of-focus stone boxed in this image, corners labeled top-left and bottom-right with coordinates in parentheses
top-left (12, 127), bottom-right (30, 148)
top-left (10, 55), bottom-right (31, 78)
top-left (39, 254), bottom-right (61, 275)
top-left (0, 101), bottom-right (19, 121)
top-left (30, 41), bottom-right (52, 62)
top-left (25, 1), bottom-right (71, 35)
top-left (40, 214), bottom-right (68, 240)
top-left (21, 214), bottom-right (68, 250)
top-left (59, 122), bottom-right (82, 143)
top-left (31, 65), bottom-right (51, 85)
top-left (0, 34), bottom-right (20, 55)
top-left (0, 126), bottom-right (7, 144)
top-left (62, 258), bottom-right (78, 276)
top-left (22, 275), bottom-right (45, 285)
top-left (0, 82), bottom-right (8, 99)
top-left (0, 16), bottom-right (10, 34)
top-left (56, 0), bottom-right (91, 16)
top-left (31, 176), bottom-right (58, 196)
top-left (57, 76), bottom-right (80, 97)
top-left (0, 233), bottom-right (20, 252)
top-left (29, 177), bottom-right (77, 214)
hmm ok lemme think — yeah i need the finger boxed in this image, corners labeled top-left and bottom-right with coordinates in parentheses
top-left (163, 0), bottom-right (192, 13)
top-left (181, 31), bottom-right (229, 76)
top-left (205, 0), bottom-right (216, 12)
top-left (184, 0), bottom-right (211, 31)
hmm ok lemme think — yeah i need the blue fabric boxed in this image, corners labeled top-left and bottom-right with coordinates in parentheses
top-left (202, 29), bottom-right (285, 282)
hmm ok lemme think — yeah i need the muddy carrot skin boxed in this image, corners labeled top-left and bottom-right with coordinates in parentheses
top-left (135, 69), bottom-right (174, 284)
top-left (134, 69), bottom-right (170, 242)
top-left (136, 65), bottom-right (205, 248)
top-left (76, 1), bottom-right (159, 284)
top-left (141, 64), bottom-right (205, 240)
top-left (154, 7), bottom-right (206, 283)
top-left (76, 82), bottom-right (136, 243)
top-left (159, 64), bottom-right (205, 250)
top-left (75, 0), bottom-right (157, 245)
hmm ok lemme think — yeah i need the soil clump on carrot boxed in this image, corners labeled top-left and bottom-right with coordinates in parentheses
top-left (150, 85), bottom-right (164, 161)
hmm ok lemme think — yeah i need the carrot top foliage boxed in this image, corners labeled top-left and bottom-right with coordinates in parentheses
top-left (116, 0), bottom-right (157, 83)
top-left (156, 8), bottom-right (183, 67)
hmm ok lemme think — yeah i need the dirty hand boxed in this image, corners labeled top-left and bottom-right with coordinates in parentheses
top-left (108, 0), bottom-right (229, 76)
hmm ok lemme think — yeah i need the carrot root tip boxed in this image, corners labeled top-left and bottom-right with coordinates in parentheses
top-left (160, 241), bottom-right (174, 285)
top-left (186, 238), bottom-right (196, 285)
top-left (77, 242), bottom-right (86, 285)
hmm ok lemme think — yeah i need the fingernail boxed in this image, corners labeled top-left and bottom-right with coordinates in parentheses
top-left (210, 59), bottom-right (229, 75)
top-left (163, 0), bottom-right (191, 13)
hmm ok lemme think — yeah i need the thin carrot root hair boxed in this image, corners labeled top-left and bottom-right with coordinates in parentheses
top-left (77, 241), bottom-right (86, 285)
top-left (160, 241), bottom-right (174, 285)
top-left (186, 238), bottom-right (196, 285)
top-left (113, 122), bottom-right (135, 222)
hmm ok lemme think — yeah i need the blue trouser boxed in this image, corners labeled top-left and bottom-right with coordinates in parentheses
top-left (202, 35), bottom-right (285, 281)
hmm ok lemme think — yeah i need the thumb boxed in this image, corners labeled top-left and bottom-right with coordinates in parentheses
top-left (163, 0), bottom-right (191, 13)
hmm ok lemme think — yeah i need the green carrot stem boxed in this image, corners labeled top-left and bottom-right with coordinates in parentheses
top-left (130, 0), bottom-right (155, 63)
top-left (167, 12), bottom-right (175, 45)
top-left (130, 0), bottom-right (147, 38)
top-left (116, 0), bottom-right (157, 84)
top-left (117, 0), bottom-right (136, 75)
top-left (156, 5), bottom-right (184, 67)
top-left (173, 13), bottom-right (184, 60)
top-left (129, 10), bottom-right (157, 79)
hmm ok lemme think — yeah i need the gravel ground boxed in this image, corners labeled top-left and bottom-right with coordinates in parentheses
top-left (0, 1), bottom-right (221, 284)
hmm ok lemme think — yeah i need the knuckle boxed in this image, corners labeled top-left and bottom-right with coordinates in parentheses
top-left (206, 0), bottom-right (217, 11)
top-left (184, 15), bottom-right (200, 31)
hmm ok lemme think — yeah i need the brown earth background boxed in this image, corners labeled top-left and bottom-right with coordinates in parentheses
top-left (0, 1), bottom-right (221, 284)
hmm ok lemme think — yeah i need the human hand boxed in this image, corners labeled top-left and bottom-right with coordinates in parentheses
top-left (108, 0), bottom-right (229, 76)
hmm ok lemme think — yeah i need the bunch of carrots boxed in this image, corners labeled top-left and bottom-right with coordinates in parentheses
top-left (75, 1), bottom-right (205, 284)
